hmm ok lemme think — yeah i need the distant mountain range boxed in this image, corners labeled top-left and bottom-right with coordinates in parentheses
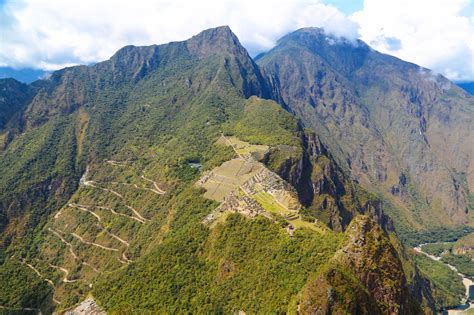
top-left (3, 60), bottom-right (473, 97)
top-left (0, 67), bottom-right (49, 83)
top-left (458, 82), bottom-right (474, 95)
top-left (0, 26), bottom-right (472, 314)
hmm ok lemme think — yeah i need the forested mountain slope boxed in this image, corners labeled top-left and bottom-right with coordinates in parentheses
top-left (257, 28), bottom-right (474, 237)
top-left (1, 26), bottom-right (468, 313)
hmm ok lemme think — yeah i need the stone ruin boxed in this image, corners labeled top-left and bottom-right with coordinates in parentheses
top-left (203, 191), bottom-right (264, 224)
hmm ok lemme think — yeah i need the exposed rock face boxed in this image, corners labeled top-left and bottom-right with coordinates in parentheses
top-left (335, 216), bottom-right (415, 314)
top-left (300, 266), bottom-right (381, 314)
top-left (64, 297), bottom-right (106, 315)
top-left (0, 26), bottom-right (436, 313)
top-left (264, 130), bottom-right (394, 232)
top-left (258, 27), bottom-right (474, 230)
top-left (300, 216), bottom-right (425, 314)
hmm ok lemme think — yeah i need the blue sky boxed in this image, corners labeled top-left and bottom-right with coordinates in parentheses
top-left (322, 0), bottom-right (363, 14)
top-left (0, 0), bottom-right (472, 81)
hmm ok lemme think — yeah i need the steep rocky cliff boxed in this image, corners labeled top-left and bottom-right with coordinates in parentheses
top-left (0, 26), bottom-right (435, 313)
top-left (257, 27), bottom-right (474, 234)
top-left (299, 216), bottom-right (428, 314)
top-left (264, 129), bottom-right (394, 232)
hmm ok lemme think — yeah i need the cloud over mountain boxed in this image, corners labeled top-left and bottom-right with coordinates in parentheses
top-left (0, 0), bottom-right (472, 80)
top-left (353, 0), bottom-right (473, 81)
top-left (0, 0), bottom-right (358, 70)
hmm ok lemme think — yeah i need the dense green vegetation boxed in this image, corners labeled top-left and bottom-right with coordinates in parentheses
top-left (0, 26), bottom-right (440, 313)
top-left (94, 213), bottom-right (341, 313)
top-left (414, 254), bottom-right (465, 308)
top-left (230, 96), bottom-right (301, 147)
top-left (441, 254), bottom-right (474, 278)
top-left (421, 243), bottom-right (452, 256)
top-left (0, 260), bottom-right (53, 312)
top-left (402, 226), bottom-right (474, 247)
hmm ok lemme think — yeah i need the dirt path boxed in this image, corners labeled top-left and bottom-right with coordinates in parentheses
top-left (106, 160), bottom-right (128, 167)
top-left (141, 175), bottom-right (166, 194)
top-left (111, 180), bottom-right (165, 196)
top-left (48, 228), bottom-right (78, 260)
top-left (97, 206), bottom-right (145, 223)
top-left (121, 252), bottom-right (133, 264)
top-left (48, 263), bottom-right (78, 283)
top-left (70, 233), bottom-right (119, 251)
top-left (48, 228), bottom-right (101, 275)
top-left (79, 165), bottom-right (150, 221)
top-left (69, 203), bottom-right (102, 222)
top-left (21, 259), bottom-right (61, 304)
top-left (82, 180), bottom-right (149, 221)
top-left (23, 260), bottom-right (55, 287)
top-left (103, 228), bottom-right (129, 246)
top-left (54, 209), bottom-right (62, 219)
top-left (221, 134), bottom-right (243, 159)
top-left (68, 203), bottom-right (130, 246)
top-left (81, 261), bottom-right (99, 273)
top-left (83, 180), bottom-right (124, 199)
top-left (124, 205), bottom-right (148, 222)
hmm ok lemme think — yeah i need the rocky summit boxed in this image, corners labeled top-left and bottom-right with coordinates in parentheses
top-left (0, 26), bottom-right (472, 314)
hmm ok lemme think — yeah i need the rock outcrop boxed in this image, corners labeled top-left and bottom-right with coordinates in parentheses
top-left (258, 27), bottom-right (474, 230)
top-left (299, 216), bottom-right (426, 314)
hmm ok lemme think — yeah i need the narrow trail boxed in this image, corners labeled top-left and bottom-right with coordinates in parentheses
top-left (23, 260), bottom-right (55, 287)
top-left (21, 260), bottom-right (61, 304)
top-left (97, 206), bottom-right (145, 223)
top-left (68, 203), bottom-right (130, 246)
top-left (54, 209), bottom-right (62, 219)
top-left (103, 229), bottom-right (129, 246)
top-left (79, 165), bottom-right (149, 221)
top-left (48, 228), bottom-right (100, 275)
top-left (106, 159), bottom-right (166, 194)
top-left (48, 263), bottom-right (78, 283)
top-left (125, 205), bottom-right (148, 222)
top-left (112, 181), bottom-right (164, 195)
top-left (70, 233), bottom-right (119, 251)
top-left (106, 160), bottom-right (128, 167)
top-left (48, 228), bottom-right (78, 260)
top-left (221, 134), bottom-right (243, 159)
top-left (141, 175), bottom-right (166, 194)
top-left (83, 180), bottom-right (124, 199)
top-left (69, 203), bottom-right (101, 222)
top-left (81, 261), bottom-right (99, 273)
top-left (121, 252), bottom-right (133, 264)
top-left (82, 180), bottom-right (148, 221)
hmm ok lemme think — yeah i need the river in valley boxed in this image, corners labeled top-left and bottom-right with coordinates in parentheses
top-left (414, 243), bottom-right (473, 314)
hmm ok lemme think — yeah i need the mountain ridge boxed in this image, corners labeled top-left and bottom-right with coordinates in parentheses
top-left (0, 25), bottom-right (470, 313)
top-left (257, 27), bottom-right (474, 235)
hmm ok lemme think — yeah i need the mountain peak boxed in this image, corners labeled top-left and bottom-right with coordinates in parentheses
top-left (195, 25), bottom-right (234, 37)
top-left (186, 25), bottom-right (246, 58)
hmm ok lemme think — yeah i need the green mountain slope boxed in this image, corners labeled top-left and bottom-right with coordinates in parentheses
top-left (257, 28), bottom-right (474, 237)
top-left (0, 26), bottom-right (439, 313)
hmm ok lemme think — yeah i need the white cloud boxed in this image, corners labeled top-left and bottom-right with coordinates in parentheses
top-left (1, 0), bottom-right (472, 81)
top-left (0, 0), bottom-right (358, 70)
top-left (352, 0), bottom-right (474, 81)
